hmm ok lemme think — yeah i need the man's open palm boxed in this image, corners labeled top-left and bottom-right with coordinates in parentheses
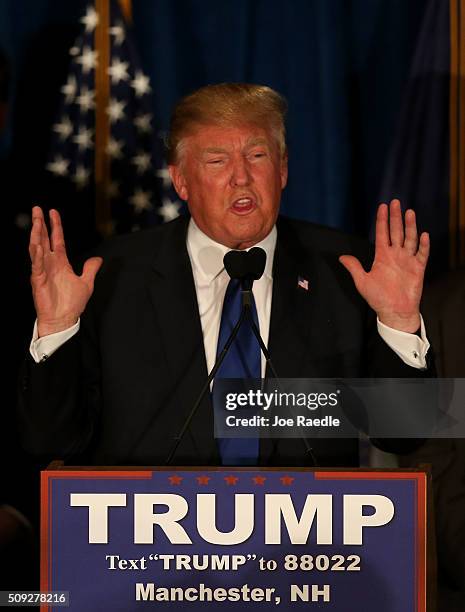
top-left (339, 199), bottom-right (429, 333)
top-left (29, 206), bottom-right (102, 337)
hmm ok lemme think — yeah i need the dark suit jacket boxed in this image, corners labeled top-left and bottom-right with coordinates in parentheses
top-left (399, 269), bottom-right (465, 611)
top-left (18, 215), bottom-right (427, 467)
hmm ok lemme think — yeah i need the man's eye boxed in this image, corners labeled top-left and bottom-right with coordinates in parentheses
top-left (250, 152), bottom-right (266, 160)
top-left (207, 159), bottom-right (225, 165)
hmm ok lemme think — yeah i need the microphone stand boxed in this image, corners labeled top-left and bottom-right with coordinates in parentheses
top-left (166, 284), bottom-right (317, 466)
top-left (243, 300), bottom-right (317, 465)
top-left (165, 307), bottom-right (247, 465)
top-left (241, 285), bottom-right (317, 465)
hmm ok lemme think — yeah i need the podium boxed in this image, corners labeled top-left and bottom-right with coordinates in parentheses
top-left (41, 464), bottom-right (435, 611)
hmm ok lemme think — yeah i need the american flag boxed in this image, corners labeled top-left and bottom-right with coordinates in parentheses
top-left (46, 1), bottom-right (181, 235)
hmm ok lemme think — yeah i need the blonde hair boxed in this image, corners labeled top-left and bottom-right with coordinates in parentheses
top-left (166, 83), bottom-right (287, 164)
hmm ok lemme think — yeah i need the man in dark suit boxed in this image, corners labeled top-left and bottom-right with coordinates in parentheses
top-left (399, 268), bottom-right (465, 611)
top-left (19, 83), bottom-right (431, 466)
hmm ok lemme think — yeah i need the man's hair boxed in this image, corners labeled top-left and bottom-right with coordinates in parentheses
top-left (166, 83), bottom-right (287, 164)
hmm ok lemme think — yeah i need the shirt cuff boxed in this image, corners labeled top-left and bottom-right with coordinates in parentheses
top-left (377, 315), bottom-right (429, 369)
top-left (29, 319), bottom-right (80, 364)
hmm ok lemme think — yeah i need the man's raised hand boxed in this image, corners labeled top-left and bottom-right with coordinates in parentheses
top-left (29, 206), bottom-right (102, 337)
top-left (339, 199), bottom-right (430, 333)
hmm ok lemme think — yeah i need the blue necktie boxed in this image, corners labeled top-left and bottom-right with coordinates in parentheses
top-left (213, 278), bottom-right (260, 465)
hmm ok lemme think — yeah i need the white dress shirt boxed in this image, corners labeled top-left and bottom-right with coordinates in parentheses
top-left (30, 219), bottom-right (429, 372)
top-left (186, 219), bottom-right (275, 376)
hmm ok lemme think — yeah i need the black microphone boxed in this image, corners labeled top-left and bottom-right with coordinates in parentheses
top-left (224, 247), bottom-right (266, 285)
top-left (224, 247), bottom-right (266, 307)
top-left (165, 247), bottom-right (269, 465)
top-left (222, 247), bottom-right (316, 465)
top-left (223, 248), bottom-right (279, 376)
top-left (165, 246), bottom-right (316, 466)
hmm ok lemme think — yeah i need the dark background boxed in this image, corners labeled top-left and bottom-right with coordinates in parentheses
top-left (0, 0), bottom-right (453, 593)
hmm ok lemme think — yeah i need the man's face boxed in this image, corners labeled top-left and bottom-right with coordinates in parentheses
top-left (169, 123), bottom-right (288, 249)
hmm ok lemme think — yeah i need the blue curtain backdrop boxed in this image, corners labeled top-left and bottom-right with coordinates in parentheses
top-left (1, 0), bottom-right (428, 236)
top-left (379, 0), bottom-right (450, 274)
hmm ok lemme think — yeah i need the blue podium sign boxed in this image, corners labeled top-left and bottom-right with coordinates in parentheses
top-left (41, 468), bottom-right (428, 611)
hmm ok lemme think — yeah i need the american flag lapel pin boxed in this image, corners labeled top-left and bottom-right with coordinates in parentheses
top-left (297, 276), bottom-right (309, 291)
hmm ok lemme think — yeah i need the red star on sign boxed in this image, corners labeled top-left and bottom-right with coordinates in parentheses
top-left (168, 475), bottom-right (183, 485)
top-left (280, 476), bottom-right (295, 485)
top-left (224, 476), bottom-right (239, 485)
top-left (196, 476), bottom-right (211, 485)
top-left (252, 476), bottom-right (267, 486)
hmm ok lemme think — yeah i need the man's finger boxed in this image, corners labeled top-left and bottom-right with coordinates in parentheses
top-left (81, 257), bottom-right (103, 290)
top-left (339, 255), bottom-right (366, 292)
top-left (30, 243), bottom-right (44, 276)
top-left (30, 207), bottom-right (44, 249)
top-left (32, 205), bottom-right (51, 254)
top-left (417, 232), bottom-right (430, 266)
top-left (375, 203), bottom-right (390, 248)
top-left (49, 209), bottom-right (66, 252)
top-left (389, 199), bottom-right (404, 247)
top-left (403, 209), bottom-right (418, 255)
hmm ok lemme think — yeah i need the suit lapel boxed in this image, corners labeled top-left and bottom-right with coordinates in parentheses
top-left (260, 217), bottom-right (319, 465)
top-left (148, 216), bottom-right (202, 377)
top-left (267, 217), bottom-right (319, 378)
top-left (147, 216), bottom-right (219, 464)
top-left (144, 216), bottom-right (320, 466)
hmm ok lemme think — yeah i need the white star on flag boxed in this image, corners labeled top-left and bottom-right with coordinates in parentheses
top-left (106, 137), bottom-right (124, 159)
top-left (47, 0), bottom-right (162, 233)
top-left (107, 98), bottom-right (126, 123)
top-left (109, 22), bottom-right (125, 46)
top-left (131, 151), bottom-right (151, 174)
top-left (73, 165), bottom-right (90, 189)
top-left (53, 116), bottom-right (73, 141)
top-left (73, 126), bottom-right (94, 151)
top-left (81, 5), bottom-right (99, 33)
top-left (75, 46), bottom-right (98, 74)
top-left (160, 198), bottom-right (181, 222)
top-left (47, 155), bottom-right (69, 176)
top-left (156, 165), bottom-right (172, 188)
top-left (107, 57), bottom-right (129, 84)
top-left (61, 75), bottom-right (77, 103)
top-left (76, 85), bottom-right (95, 113)
top-left (131, 71), bottom-right (151, 97)
top-left (76, 86), bottom-right (95, 112)
top-left (134, 112), bottom-right (152, 133)
top-left (130, 188), bottom-right (153, 213)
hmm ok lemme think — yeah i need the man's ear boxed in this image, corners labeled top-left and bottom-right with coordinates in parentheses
top-left (168, 164), bottom-right (188, 201)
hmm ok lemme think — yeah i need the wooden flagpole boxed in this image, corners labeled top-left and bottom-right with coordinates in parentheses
top-left (119, 0), bottom-right (132, 22)
top-left (94, 0), bottom-right (112, 236)
top-left (449, 0), bottom-right (465, 266)
top-left (460, 0), bottom-right (465, 265)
